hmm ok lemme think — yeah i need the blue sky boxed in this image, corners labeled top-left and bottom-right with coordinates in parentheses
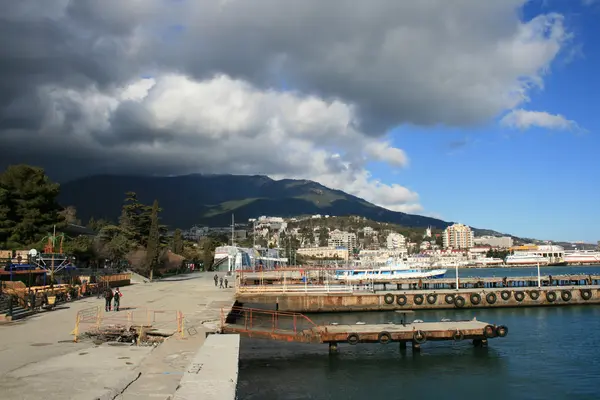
top-left (372, 1), bottom-right (599, 242)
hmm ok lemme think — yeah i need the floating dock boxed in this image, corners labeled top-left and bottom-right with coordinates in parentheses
top-left (221, 307), bottom-right (507, 351)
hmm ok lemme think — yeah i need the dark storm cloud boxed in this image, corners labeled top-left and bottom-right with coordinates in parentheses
top-left (0, 0), bottom-right (568, 190)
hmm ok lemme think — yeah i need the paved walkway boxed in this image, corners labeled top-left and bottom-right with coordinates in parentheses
top-left (0, 272), bottom-right (235, 400)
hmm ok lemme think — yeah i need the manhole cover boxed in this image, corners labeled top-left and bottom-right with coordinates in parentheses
top-left (118, 357), bottom-right (130, 359)
top-left (31, 343), bottom-right (52, 347)
top-left (79, 352), bottom-right (88, 356)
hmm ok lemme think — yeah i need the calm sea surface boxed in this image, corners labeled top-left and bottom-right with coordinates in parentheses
top-left (237, 266), bottom-right (600, 400)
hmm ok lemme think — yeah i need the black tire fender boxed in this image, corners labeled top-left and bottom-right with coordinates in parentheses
top-left (514, 291), bottom-right (525, 302)
top-left (546, 291), bottom-right (557, 302)
top-left (495, 325), bottom-right (508, 338)
top-left (483, 324), bottom-right (496, 338)
top-left (470, 293), bottom-right (481, 305)
top-left (426, 294), bottom-right (437, 305)
top-left (580, 289), bottom-right (592, 301)
top-left (413, 294), bottom-right (424, 305)
top-left (452, 329), bottom-right (464, 342)
top-left (561, 290), bottom-right (572, 302)
top-left (378, 331), bottom-right (392, 345)
top-left (501, 290), bottom-right (511, 301)
top-left (396, 294), bottom-right (407, 306)
top-left (347, 333), bottom-right (359, 345)
top-left (486, 292), bottom-right (497, 304)
top-left (529, 290), bottom-right (540, 300)
top-left (383, 293), bottom-right (394, 305)
top-left (413, 330), bottom-right (427, 344)
top-left (445, 294), bottom-right (455, 304)
top-left (454, 295), bottom-right (466, 308)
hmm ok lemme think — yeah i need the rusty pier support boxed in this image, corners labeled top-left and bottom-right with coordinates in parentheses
top-left (329, 342), bottom-right (338, 354)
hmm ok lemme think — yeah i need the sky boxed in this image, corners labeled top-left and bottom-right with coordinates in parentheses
top-left (0, 0), bottom-right (598, 242)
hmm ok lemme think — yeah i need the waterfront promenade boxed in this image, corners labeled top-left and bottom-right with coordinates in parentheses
top-left (0, 272), bottom-right (236, 400)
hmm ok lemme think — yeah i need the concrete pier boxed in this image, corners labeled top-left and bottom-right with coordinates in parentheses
top-left (236, 285), bottom-right (600, 312)
top-left (174, 334), bottom-right (240, 400)
top-left (0, 272), bottom-right (237, 400)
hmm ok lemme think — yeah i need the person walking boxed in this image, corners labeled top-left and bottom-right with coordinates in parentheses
top-left (113, 287), bottom-right (122, 311)
top-left (224, 277), bottom-right (228, 289)
top-left (219, 277), bottom-right (224, 288)
top-left (214, 274), bottom-right (219, 287)
top-left (104, 287), bottom-right (113, 312)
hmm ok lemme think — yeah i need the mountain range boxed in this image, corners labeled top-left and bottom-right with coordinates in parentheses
top-left (58, 174), bottom-right (503, 236)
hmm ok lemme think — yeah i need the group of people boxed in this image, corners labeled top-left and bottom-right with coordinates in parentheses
top-left (103, 287), bottom-right (122, 312)
top-left (214, 274), bottom-right (229, 289)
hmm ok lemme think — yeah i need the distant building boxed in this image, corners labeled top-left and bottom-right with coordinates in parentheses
top-left (443, 223), bottom-right (474, 249)
top-left (386, 233), bottom-right (407, 251)
top-left (328, 229), bottom-right (357, 251)
top-left (474, 235), bottom-right (513, 248)
top-left (182, 225), bottom-right (209, 241)
top-left (296, 247), bottom-right (349, 260)
top-left (363, 227), bottom-right (377, 236)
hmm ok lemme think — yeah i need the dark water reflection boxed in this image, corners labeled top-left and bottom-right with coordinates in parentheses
top-left (238, 282), bottom-right (600, 399)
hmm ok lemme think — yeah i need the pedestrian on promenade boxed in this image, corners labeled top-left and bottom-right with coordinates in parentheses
top-left (113, 287), bottom-right (122, 311)
top-left (104, 287), bottom-right (113, 312)
top-left (224, 277), bottom-right (228, 289)
top-left (219, 277), bottom-right (224, 288)
top-left (214, 274), bottom-right (218, 287)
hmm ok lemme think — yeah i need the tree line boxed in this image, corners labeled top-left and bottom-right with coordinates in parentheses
top-left (0, 164), bottom-right (224, 278)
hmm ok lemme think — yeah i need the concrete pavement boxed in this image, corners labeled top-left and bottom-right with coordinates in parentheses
top-left (0, 271), bottom-right (236, 400)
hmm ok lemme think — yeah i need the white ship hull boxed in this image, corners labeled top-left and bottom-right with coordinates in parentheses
top-left (564, 253), bottom-right (600, 264)
top-left (335, 268), bottom-right (447, 281)
top-left (505, 257), bottom-right (549, 266)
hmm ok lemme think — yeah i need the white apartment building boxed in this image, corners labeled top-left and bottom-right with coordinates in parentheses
top-left (474, 235), bottom-right (514, 248)
top-left (363, 227), bottom-right (378, 236)
top-left (328, 229), bottom-right (357, 251)
top-left (386, 232), bottom-right (407, 251)
top-left (296, 247), bottom-right (349, 260)
top-left (442, 223), bottom-right (474, 249)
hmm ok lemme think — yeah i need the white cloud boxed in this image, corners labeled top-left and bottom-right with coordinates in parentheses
top-left (500, 109), bottom-right (580, 131)
top-left (33, 74), bottom-right (421, 212)
top-left (582, 0), bottom-right (597, 6)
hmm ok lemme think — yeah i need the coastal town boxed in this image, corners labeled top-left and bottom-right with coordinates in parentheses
top-left (178, 215), bottom-right (600, 272)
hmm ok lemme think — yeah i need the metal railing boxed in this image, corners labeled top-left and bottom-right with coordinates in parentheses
top-left (236, 283), bottom-right (354, 294)
top-left (221, 306), bottom-right (316, 335)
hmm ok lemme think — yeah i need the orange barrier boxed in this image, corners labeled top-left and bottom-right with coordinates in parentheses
top-left (72, 305), bottom-right (184, 343)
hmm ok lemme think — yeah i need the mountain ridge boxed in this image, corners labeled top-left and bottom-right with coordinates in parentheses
top-left (57, 173), bottom-right (507, 237)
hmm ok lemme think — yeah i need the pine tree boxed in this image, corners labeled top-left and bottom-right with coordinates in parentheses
top-left (144, 200), bottom-right (161, 280)
top-left (121, 192), bottom-right (154, 246)
top-left (0, 164), bottom-right (65, 248)
top-left (172, 228), bottom-right (184, 255)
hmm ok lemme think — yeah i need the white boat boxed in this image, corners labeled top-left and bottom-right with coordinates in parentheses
top-left (506, 244), bottom-right (565, 266)
top-left (505, 254), bottom-right (549, 266)
top-left (476, 257), bottom-right (505, 266)
top-left (564, 251), bottom-right (600, 264)
top-left (334, 258), bottom-right (446, 281)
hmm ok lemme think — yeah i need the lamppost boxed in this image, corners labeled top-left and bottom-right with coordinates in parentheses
top-left (249, 218), bottom-right (257, 269)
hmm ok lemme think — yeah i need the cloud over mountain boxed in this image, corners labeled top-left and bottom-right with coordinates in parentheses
top-left (0, 0), bottom-right (569, 214)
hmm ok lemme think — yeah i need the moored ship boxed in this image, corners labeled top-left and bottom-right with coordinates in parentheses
top-left (334, 258), bottom-right (447, 281)
top-left (564, 251), bottom-right (600, 265)
top-left (505, 245), bottom-right (566, 266)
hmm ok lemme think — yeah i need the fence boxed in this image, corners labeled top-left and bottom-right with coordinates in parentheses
top-left (72, 305), bottom-right (184, 343)
top-left (236, 284), bottom-right (354, 294)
